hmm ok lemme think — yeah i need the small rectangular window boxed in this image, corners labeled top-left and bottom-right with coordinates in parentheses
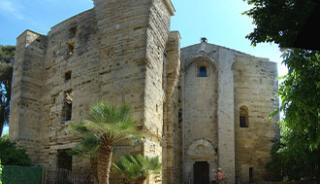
top-left (240, 106), bottom-right (249, 128)
top-left (198, 66), bottom-right (208, 77)
top-left (240, 116), bottom-right (248, 128)
top-left (249, 167), bottom-right (254, 183)
top-left (69, 26), bottom-right (77, 38)
top-left (62, 90), bottom-right (73, 122)
top-left (65, 71), bottom-right (72, 82)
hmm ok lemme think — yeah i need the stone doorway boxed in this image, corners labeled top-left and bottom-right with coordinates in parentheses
top-left (193, 161), bottom-right (210, 184)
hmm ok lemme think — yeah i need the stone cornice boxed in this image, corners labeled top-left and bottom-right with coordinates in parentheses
top-left (163, 0), bottom-right (175, 16)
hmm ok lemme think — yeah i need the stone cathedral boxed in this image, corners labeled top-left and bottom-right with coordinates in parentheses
top-left (9, 0), bottom-right (279, 184)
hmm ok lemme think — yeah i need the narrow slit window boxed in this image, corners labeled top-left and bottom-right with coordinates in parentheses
top-left (240, 106), bottom-right (249, 128)
top-left (249, 167), bottom-right (254, 183)
top-left (65, 71), bottom-right (72, 82)
top-left (62, 90), bottom-right (73, 122)
top-left (69, 26), bottom-right (77, 38)
top-left (66, 42), bottom-right (75, 57)
top-left (198, 66), bottom-right (208, 77)
top-left (178, 108), bottom-right (183, 123)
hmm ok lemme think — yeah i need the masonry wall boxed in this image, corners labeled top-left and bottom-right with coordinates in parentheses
top-left (11, 0), bottom-right (176, 183)
top-left (182, 55), bottom-right (218, 182)
top-left (10, 30), bottom-right (47, 163)
top-left (162, 32), bottom-right (181, 184)
top-left (38, 9), bottom-right (100, 183)
top-left (233, 55), bottom-right (279, 184)
top-left (180, 42), bottom-right (236, 184)
top-left (179, 42), bottom-right (278, 184)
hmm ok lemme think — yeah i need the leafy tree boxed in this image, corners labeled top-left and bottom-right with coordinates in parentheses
top-left (279, 49), bottom-right (320, 181)
top-left (69, 102), bottom-right (141, 184)
top-left (0, 46), bottom-right (15, 137)
top-left (243, 0), bottom-right (318, 48)
top-left (0, 160), bottom-right (2, 184)
top-left (0, 136), bottom-right (31, 166)
top-left (113, 154), bottom-right (161, 184)
top-left (244, 0), bottom-right (320, 181)
top-left (265, 50), bottom-right (320, 181)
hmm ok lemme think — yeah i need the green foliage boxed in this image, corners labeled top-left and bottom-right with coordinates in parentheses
top-left (0, 136), bottom-right (31, 166)
top-left (113, 154), bottom-right (161, 182)
top-left (266, 49), bottom-right (320, 181)
top-left (0, 46), bottom-right (15, 64)
top-left (69, 102), bottom-right (141, 158)
top-left (280, 50), bottom-right (320, 149)
top-left (69, 102), bottom-right (142, 183)
top-left (243, 0), bottom-right (317, 47)
top-left (0, 45), bottom-right (14, 137)
top-left (0, 160), bottom-right (2, 184)
top-left (265, 140), bottom-right (283, 181)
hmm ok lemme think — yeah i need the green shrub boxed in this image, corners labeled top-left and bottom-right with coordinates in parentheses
top-left (0, 136), bottom-right (31, 166)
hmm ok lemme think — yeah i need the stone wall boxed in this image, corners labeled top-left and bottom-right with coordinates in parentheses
top-left (179, 41), bottom-right (279, 184)
top-left (162, 32), bottom-right (181, 184)
top-left (180, 42), bottom-right (236, 184)
top-left (233, 55), bottom-right (279, 183)
top-left (182, 48), bottom-right (218, 182)
top-left (10, 0), bottom-right (176, 183)
top-left (10, 30), bottom-right (47, 164)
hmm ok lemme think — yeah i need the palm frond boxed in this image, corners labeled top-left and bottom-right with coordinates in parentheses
top-left (68, 102), bottom-right (142, 157)
top-left (113, 154), bottom-right (161, 182)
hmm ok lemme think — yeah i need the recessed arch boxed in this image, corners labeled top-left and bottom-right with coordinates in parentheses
top-left (187, 139), bottom-right (216, 160)
top-left (184, 55), bottom-right (217, 72)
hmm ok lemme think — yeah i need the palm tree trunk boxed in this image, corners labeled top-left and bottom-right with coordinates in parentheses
top-left (97, 144), bottom-right (112, 184)
top-left (133, 177), bottom-right (146, 184)
top-left (90, 157), bottom-right (98, 183)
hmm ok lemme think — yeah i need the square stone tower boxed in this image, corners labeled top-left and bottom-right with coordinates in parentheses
top-left (10, 0), bottom-right (180, 183)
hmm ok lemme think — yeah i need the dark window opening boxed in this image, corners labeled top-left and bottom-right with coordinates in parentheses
top-left (57, 149), bottom-right (72, 171)
top-left (198, 66), bottom-right (208, 77)
top-left (240, 106), bottom-right (249, 128)
top-left (66, 42), bottom-right (75, 57)
top-left (65, 71), bottom-right (72, 82)
top-left (240, 116), bottom-right (248, 128)
top-left (178, 109), bottom-right (183, 123)
top-left (69, 26), bottom-right (77, 38)
top-left (62, 90), bottom-right (73, 122)
top-left (249, 167), bottom-right (254, 183)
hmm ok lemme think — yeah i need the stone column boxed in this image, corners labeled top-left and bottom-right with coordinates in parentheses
top-left (217, 48), bottom-right (236, 184)
top-left (162, 31), bottom-right (181, 184)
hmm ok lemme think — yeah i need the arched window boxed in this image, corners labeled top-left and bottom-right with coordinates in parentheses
top-left (240, 106), bottom-right (249, 128)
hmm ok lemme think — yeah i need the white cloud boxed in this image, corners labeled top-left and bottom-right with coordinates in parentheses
top-left (0, 0), bottom-right (24, 20)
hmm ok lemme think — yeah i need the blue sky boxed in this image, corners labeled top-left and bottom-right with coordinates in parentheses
top-left (0, 0), bottom-right (286, 75)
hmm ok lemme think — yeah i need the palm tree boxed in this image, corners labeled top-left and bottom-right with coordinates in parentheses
top-left (69, 102), bottom-right (141, 184)
top-left (113, 154), bottom-right (161, 184)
